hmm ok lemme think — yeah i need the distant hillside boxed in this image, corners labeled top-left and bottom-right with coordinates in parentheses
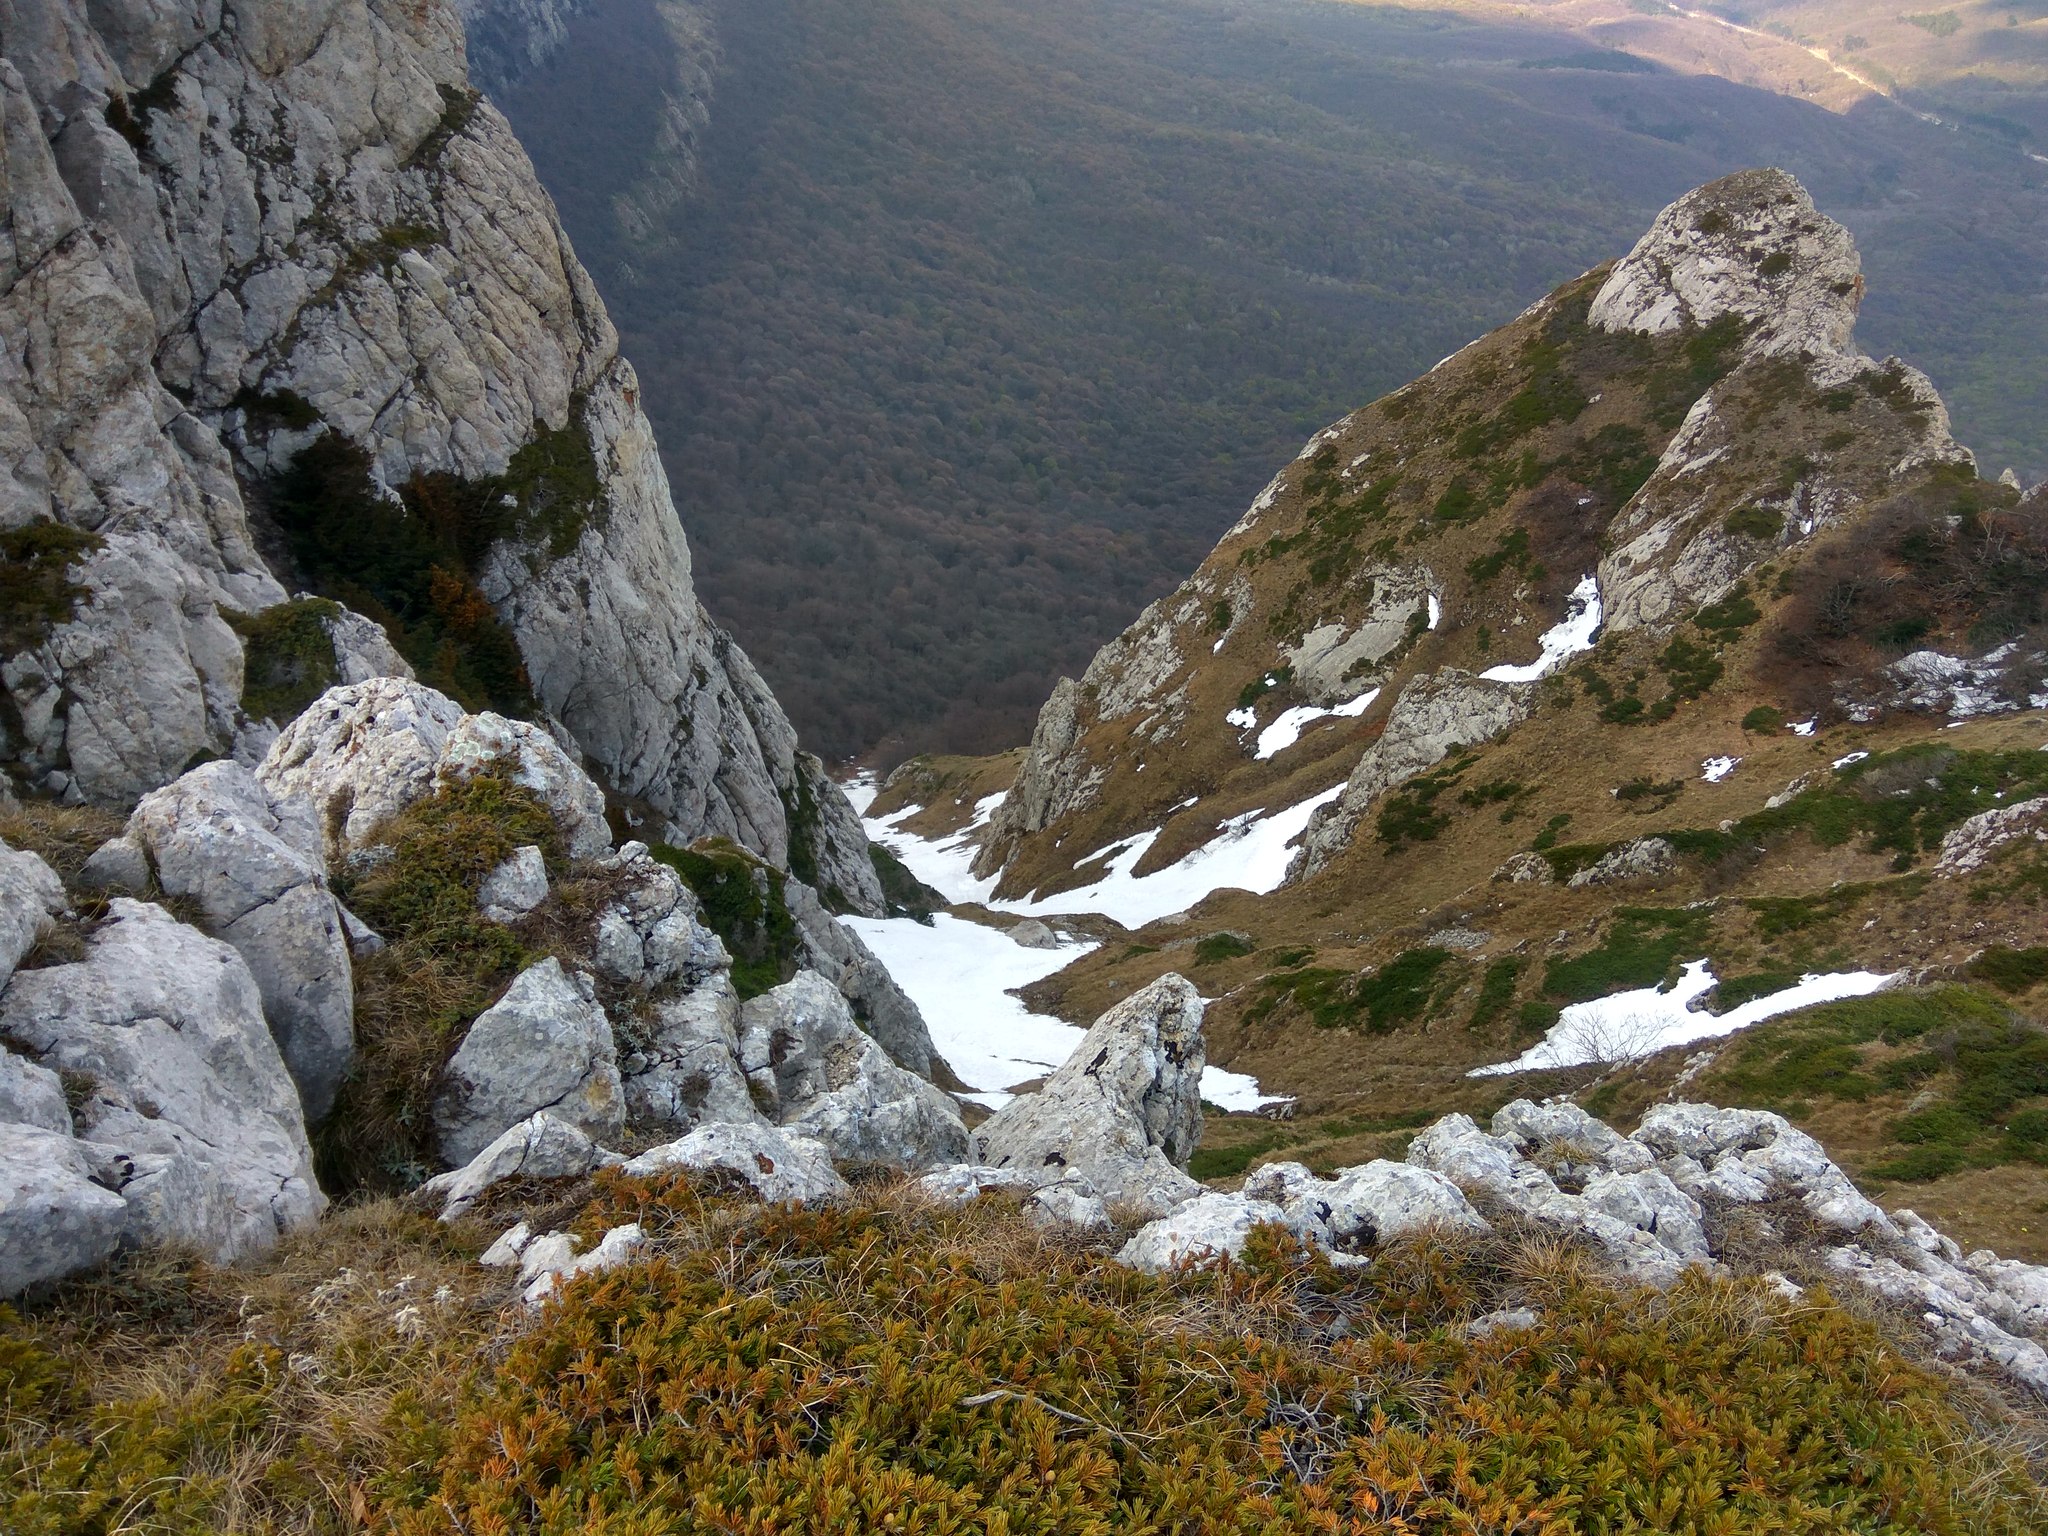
top-left (491, 0), bottom-right (2047, 764)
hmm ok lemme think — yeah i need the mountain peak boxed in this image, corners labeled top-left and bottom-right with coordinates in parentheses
top-left (1589, 168), bottom-right (1862, 361)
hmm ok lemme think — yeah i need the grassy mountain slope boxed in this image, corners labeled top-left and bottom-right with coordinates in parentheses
top-left (900, 170), bottom-right (2048, 1258)
top-left (492, 0), bottom-right (2048, 764)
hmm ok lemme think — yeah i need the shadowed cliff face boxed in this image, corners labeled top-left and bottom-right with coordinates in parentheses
top-left (0, 0), bottom-right (878, 913)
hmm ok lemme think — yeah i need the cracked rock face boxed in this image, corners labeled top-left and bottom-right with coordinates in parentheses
top-left (1293, 669), bottom-right (1529, 881)
top-left (433, 956), bottom-right (624, 1167)
top-left (0, 0), bottom-right (879, 915)
top-left (973, 972), bottom-right (1207, 1217)
top-left (737, 971), bottom-right (967, 1169)
top-left (0, 899), bottom-right (324, 1270)
top-left (99, 761), bottom-right (355, 1120)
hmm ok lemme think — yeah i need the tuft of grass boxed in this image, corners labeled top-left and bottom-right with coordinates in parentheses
top-left (231, 598), bottom-right (343, 725)
top-left (650, 839), bottom-right (800, 1000)
top-left (321, 774), bottom-right (561, 1192)
top-left (1, 522), bottom-right (104, 654)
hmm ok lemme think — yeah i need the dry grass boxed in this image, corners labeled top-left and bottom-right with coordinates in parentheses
top-left (1, 1201), bottom-right (509, 1536)
top-left (0, 802), bottom-right (125, 881)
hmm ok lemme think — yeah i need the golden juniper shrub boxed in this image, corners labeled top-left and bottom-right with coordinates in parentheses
top-left (372, 1178), bottom-right (2048, 1536)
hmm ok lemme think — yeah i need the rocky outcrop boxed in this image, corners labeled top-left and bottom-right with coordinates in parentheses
top-left (0, 839), bottom-right (65, 986)
top-left (0, 0), bottom-right (878, 915)
top-left (737, 972), bottom-right (967, 1168)
top-left (1293, 669), bottom-right (1528, 880)
top-left (973, 973), bottom-right (1206, 1216)
top-left (1587, 168), bottom-right (1862, 358)
top-left (89, 761), bottom-right (355, 1119)
top-left (1592, 171), bottom-right (1972, 639)
top-left (0, 900), bottom-right (323, 1275)
top-left (416, 1107), bottom-right (623, 1220)
top-left (1241, 1160), bottom-right (1489, 1256)
top-left (1936, 797), bottom-right (2048, 875)
top-left (621, 1121), bottom-right (850, 1204)
top-left (433, 956), bottom-right (624, 1166)
top-left (257, 679), bottom-right (610, 864)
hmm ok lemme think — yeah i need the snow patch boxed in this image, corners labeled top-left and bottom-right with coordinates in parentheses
top-left (1833, 750), bottom-right (1869, 770)
top-left (1790, 719), bottom-right (1817, 737)
top-left (1700, 755), bottom-right (1740, 783)
top-left (1426, 593), bottom-right (1442, 631)
top-left (1480, 575), bottom-right (1601, 684)
top-left (1244, 688), bottom-right (1381, 761)
top-left (1472, 961), bottom-right (1896, 1076)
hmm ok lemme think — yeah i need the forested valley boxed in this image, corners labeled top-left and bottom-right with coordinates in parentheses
top-left (494, 0), bottom-right (2048, 763)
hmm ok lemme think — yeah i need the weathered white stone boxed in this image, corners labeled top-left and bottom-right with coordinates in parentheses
top-left (1491, 1099), bottom-right (1655, 1175)
top-left (621, 1121), bottom-right (849, 1204)
top-left (1009, 919), bottom-right (1059, 950)
top-left (120, 761), bottom-right (353, 1119)
top-left (519, 1221), bottom-right (644, 1307)
top-left (1580, 1169), bottom-right (1709, 1262)
top-left (479, 1219), bottom-right (533, 1267)
top-left (0, 1122), bottom-right (129, 1295)
top-left (1492, 851), bottom-right (1555, 885)
top-left (1589, 169), bottom-right (1862, 358)
top-left (256, 680), bottom-right (469, 860)
top-left (783, 877), bottom-right (939, 1078)
top-left (1936, 797), bottom-right (2048, 875)
top-left (620, 973), bottom-right (761, 1131)
top-left (738, 971), bottom-right (967, 1168)
top-left (916, 1164), bottom-right (1040, 1205)
top-left (1244, 1159), bottom-right (1489, 1254)
top-left (433, 957), bottom-right (623, 1167)
top-left (0, 900), bottom-right (323, 1262)
top-left (478, 844), bottom-right (549, 922)
top-left (0, 1049), bottom-right (71, 1134)
top-left (1294, 670), bottom-right (1528, 879)
top-left (0, 840), bottom-right (66, 988)
top-left (590, 845), bottom-right (727, 991)
top-left (1023, 1174), bottom-right (1112, 1232)
top-left (1632, 1103), bottom-right (1888, 1235)
top-left (1117, 1193), bottom-right (1289, 1273)
top-left (1567, 837), bottom-right (1677, 889)
top-left (974, 973), bottom-right (1207, 1217)
top-left (415, 1108), bottom-right (622, 1221)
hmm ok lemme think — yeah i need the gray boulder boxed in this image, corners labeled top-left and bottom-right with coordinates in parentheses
top-left (784, 877), bottom-right (940, 1077)
top-left (973, 972), bottom-right (1207, 1217)
top-left (620, 975), bottom-right (762, 1132)
top-left (105, 761), bottom-right (354, 1119)
top-left (478, 845), bottom-right (549, 922)
top-left (415, 1109), bottom-right (623, 1221)
top-left (1242, 1159), bottom-right (1488, 1254)
top-left (1117, 1192), bottom-right (1291, 1274)
top-left (738, 971), bottom-right (967, 1168)
top-left (256, 679), bottom-right (609, 864)
top-left (1567, 838), bottom-right (1677, 889)
top-left (917, 1165), bottom-right (1041, 1204)
top-left (0, 1123), bottom-right (129, 1295)
top-left (622, 1121), bottom-right (849, 1204)
top-left (0, 1050), bottom-right (71, 1135)
top-left (0, 840), bottom-right (66, 987)
top-left (433, 957), bottom-right (624, 1167)
top-left (589, 844), bottom-right (729, 991)
top-left (1632, 1102), bottom-right (1888, 1235)
top-left (0, 900), bottom-right (324, 1262)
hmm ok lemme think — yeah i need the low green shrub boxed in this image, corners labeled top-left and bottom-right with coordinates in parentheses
top-left (0, 521), bottom-right (104, 654)
top-left (1194, 931), bottom-right (1257, 966)
top-left (366, 1181), bottom-right (2048, 1536)
top-left (652, 839), bottom-right (800, 999)
top-left (230, 597), bottom-right (342, 724)
top-left (1543, 907), bottom-right (1710, 1003)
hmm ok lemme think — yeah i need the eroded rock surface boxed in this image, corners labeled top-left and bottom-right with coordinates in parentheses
top-left (973, 973), bottom-right (1206, 1216)
top-left (0, 900), bottom-right (323, 1268)
top-left (433, 956), bottom-right (624, 1167)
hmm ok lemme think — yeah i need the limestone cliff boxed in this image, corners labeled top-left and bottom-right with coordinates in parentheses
top-left (0, 0), bottom-right (879, 913)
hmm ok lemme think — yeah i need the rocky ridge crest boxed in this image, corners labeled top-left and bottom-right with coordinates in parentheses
top-left (0, 0), bottom-right (875, 912)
